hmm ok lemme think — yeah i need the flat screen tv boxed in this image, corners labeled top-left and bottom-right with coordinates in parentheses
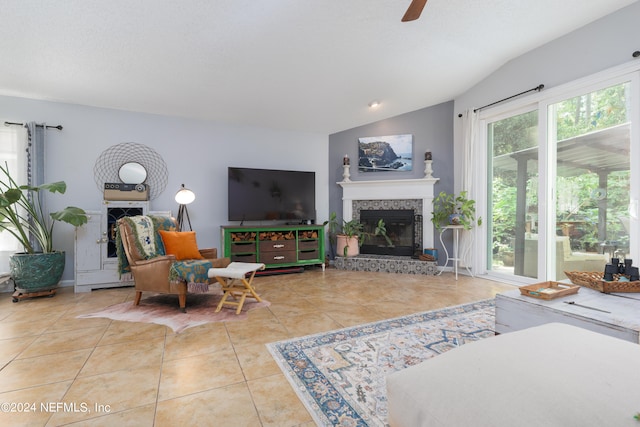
top-left (228, 167), bottom-right (316, 223)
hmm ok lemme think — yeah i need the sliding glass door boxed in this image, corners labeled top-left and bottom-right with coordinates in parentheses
top-left (486, 76), bottom-right (636, 281)
top-left (549, 82), bottom-right (631, 280)
top-left (488, 110), bottom-right (539, 278)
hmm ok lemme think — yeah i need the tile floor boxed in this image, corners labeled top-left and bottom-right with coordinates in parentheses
top-left (0, 267), bottom-right (514, 426)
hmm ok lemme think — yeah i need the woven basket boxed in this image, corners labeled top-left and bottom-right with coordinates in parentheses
top-left (419, 254), bottom-right (435, 261)
top-left (564, 271), bottom-right (640, 293)
top-left (564, 271), bottom-right (603, 289)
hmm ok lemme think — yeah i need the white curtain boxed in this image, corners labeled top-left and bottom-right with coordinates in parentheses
top-left (0, 124), bottom-right (28, 274)
top-left (460, 108), bottom-right (479, 268)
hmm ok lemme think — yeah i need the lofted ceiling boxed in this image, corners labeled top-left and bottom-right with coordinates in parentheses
top-left (0, 0), bottom-right (636, 134)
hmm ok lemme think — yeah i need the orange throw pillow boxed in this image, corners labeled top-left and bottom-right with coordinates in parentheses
top-left (158, 230), bottom-right (204, 260)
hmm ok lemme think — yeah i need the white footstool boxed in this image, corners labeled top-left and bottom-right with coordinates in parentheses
top-left (208, 262), bottom-right (265, 314)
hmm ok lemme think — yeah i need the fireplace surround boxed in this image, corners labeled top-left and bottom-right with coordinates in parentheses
top-left (336, 177), bottom-right (439, 274)
top-left (339, 177), bottom-right (438, 247)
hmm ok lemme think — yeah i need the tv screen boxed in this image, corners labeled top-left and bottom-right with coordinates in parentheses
top-left (228, 167), bottom-right (316, 222)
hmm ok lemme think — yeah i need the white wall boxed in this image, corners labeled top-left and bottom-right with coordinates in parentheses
top-left (0, 96), bottom-right (328, 282)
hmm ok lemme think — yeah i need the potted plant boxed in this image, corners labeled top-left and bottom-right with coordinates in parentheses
top-left (325, 212), bottom-right (392, 257)
top-left (337, 218), bottom-right (365, 257)
top-left (431, 190), bottom-right (481, 231)
top-left (0, 162), bottom-right (88, 299)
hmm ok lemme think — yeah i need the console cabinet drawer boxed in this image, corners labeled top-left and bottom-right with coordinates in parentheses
top-left (299, 249), bottom-right (320, 260)
top-left (298, 240), bottom-right (318, 250)
top-left (260, 251), bottom-right (296, 264)
top-left (259, 240), bottom-right (296, 252)
top-left (230, 241), bottom-right (256, 253)
top-left (231, 253), bottom-right (257, 262)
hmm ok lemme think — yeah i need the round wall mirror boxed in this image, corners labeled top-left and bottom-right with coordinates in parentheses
top-left (94, 142), bottom-right (168, 200)
top-left (118, 162), bottom-right (147, 184)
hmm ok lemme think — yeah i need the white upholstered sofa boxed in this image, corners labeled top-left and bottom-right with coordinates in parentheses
top-left (386, 323), bottom-right (640, 427)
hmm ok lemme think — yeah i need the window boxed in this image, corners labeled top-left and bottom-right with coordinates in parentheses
top-left (0, 125), bottom-right (26, 273)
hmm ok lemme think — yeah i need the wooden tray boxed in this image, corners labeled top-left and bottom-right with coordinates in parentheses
top-left (519, 281), bottom-right (580, 300)
top-left (564, 271), bottom-right (640, 293)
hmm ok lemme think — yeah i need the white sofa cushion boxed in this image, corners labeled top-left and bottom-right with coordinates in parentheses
top-left (386, 323), bottom-right (640, 427)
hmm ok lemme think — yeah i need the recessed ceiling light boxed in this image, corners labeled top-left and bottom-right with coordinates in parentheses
top-left (368, 100), bottom-right (381, 108)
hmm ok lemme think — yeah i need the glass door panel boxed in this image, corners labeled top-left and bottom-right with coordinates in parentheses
top-left (550, 82), bottom-right (631, 280)
top-left (488, 110), bottom-right (539, 278)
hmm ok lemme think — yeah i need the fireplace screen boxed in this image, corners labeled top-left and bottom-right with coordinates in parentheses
top-left (359, 209), bottom-right (415, 256)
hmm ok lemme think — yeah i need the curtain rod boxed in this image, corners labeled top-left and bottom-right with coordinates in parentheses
top-left (4, 121), bottom-right (63, 130)
top-left (457, 84), bottom-right (544, 117)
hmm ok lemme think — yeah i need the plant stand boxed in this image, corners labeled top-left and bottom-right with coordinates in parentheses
top-left (437, 225), bottom-right (473, 280)
top-left (12, 288), bottom-right (57, 303)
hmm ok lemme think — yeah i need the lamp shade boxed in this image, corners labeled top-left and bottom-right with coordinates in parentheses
top-left (175, 184), bottom-right (195, 205)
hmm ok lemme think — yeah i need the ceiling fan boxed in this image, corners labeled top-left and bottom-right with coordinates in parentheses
top-left (401, 0), bottom-right (428, 22)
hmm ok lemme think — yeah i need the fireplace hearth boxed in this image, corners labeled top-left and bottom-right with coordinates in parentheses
top-left (333, 254), bottom-right (438, 275)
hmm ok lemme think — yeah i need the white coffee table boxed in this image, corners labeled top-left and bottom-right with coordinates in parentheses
top-left (495, 285), bottom-right (640, 343)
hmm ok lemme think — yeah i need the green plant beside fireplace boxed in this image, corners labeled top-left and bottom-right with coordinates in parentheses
top-left (325, 212), bottom-right (392, 257)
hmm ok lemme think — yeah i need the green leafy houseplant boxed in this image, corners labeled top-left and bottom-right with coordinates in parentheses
top-left (431, 190), bottom-right (481, 231)
top-left (325, 212), bottom-right (392, 257)
top-left (0, 162), bottom-right (88, 253)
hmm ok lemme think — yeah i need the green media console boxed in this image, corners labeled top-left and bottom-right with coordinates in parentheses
top-left (221, 225), bottom-right (325, 270)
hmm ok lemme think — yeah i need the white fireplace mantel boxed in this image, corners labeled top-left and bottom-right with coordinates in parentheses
top-left (338, 177), bottom-right (440, 249)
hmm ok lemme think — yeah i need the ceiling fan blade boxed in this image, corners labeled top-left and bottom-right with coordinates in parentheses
top-left (401, 0), bottom-right (428, 22)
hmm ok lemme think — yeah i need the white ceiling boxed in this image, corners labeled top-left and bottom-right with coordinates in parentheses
top-left (0, 0), bottom-right (636, 134)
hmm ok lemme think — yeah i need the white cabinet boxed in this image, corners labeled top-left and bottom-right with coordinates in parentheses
top-left (74, 201), bottom-right (149, 292)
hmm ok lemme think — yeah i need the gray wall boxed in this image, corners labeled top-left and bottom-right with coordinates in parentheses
top-left (0, 96), bottom-right (329, 282)
top-left (328, 101), bottom-right (454, 258)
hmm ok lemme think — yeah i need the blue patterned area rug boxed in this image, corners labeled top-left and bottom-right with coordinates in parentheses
top-left (266, 299), bottom-right (495, 426)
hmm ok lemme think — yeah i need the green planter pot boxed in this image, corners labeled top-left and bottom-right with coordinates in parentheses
top-left (10, 251), bottom-right (65, 293)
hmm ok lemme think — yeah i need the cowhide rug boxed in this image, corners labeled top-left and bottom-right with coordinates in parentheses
top-left (77, 291), bottom-right (270, 333)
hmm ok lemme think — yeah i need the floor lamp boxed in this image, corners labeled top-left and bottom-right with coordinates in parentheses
top-left (175, 184), bottom-right (195, 231)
